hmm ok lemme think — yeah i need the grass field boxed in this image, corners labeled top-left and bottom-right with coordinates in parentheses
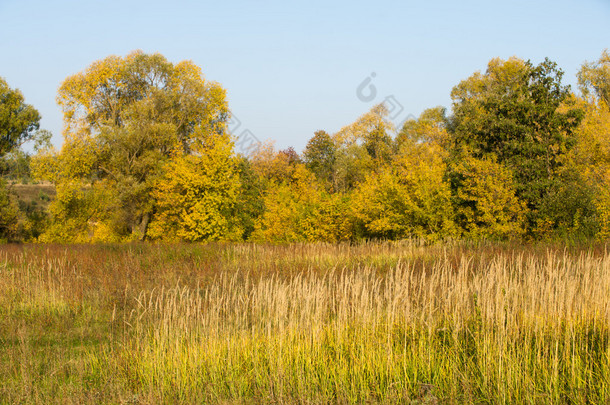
top-left (1, 241), bottom-right (609, 404)
top-left (8, 183), bottom-right (56, 208)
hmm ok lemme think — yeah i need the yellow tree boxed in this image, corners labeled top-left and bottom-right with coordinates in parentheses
top-left (352, 140), bottom-right (456, 241)
top-left (147, 132), bottom-right (241, 242)
top-left (553, 51), bottom-right (610, 239)
top-left (248, 140), bottom-right (297, 185)
top-left (450, 155), bottom-right (526, 239)
top-left (397, 107), bottom-right (450, 148)
top-left (578, 49), bottom-right (610, 109)
top-left (332, 104), bottom-right (395, 192)
top-left (251, 164), bottom-right (353, 242)
top-left (33, 51), bottom-right (230, 241)
top-left (566, 97), bottom-right (610, 239)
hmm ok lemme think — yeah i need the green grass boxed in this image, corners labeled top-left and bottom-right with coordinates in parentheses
top-left (1, 242), bottom-right (610, 403)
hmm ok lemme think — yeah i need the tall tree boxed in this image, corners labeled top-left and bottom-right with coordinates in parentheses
top-left (448, 57), bottom-right (584, 233)
top-left (34, 51), bottom-right (231, 241)
top-left (332, 104), bottom-right (394, 192)
top-left (578, 49), bottom-right (610, 110)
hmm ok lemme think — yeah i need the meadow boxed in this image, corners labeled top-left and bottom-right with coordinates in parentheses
top-left (1, 241), bottom-right (609, 404)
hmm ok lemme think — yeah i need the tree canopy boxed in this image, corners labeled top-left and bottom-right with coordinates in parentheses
top-left (34, 51), bottom-right (234, 241)
top-left (2, 49), bottom-right (606, 243)
top-left (0, 77), bottom-right (41, 157)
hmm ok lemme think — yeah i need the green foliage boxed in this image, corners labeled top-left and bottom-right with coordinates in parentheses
top-left (0, 180), bottom-right (20, 241)
top-left (234, 157), bottom-right (265, 240)
top-left (0, 77), bottom-right (40, 157)
top-left (449, 57), bottom-right (584, 235)
top-left (0, 149), bottom-right (31, 182)
top-left (534, 171), bottom-right (599, 240)
top-left (303, 130), bottom-right (336, 187)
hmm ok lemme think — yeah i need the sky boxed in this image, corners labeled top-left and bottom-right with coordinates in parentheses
top-left (1, 0), bottom-right (609, 153)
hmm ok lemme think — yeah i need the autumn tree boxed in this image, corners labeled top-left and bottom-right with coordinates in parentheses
top-left (332, 104), bottom-right (394, 192)
top-left (251, 164), bottom-right (353, 242)
top-left (352, 139), bottom-right (455, 241)
top-left (448, 57), bottom-right (584, 235)
top-left (248, 141), bottom-right (297, 185)
top-left (396, 107), bottom-right (449, 148)
top-left (564, 51), bottom-right (610, 238)
top-left (449, 155), bottom-right (525, 239)
top-left (33, 51), bottom-right (231, 241)
top-left (578, 49), bottom-right (610, 109)
top-left (146, 132), bottom-right (241, 241)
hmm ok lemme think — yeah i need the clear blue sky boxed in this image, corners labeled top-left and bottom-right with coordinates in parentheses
top-left (1, 0), bottom-right (609, 152)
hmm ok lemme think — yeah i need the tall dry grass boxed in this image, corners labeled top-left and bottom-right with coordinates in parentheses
top-left (1, 242), bottom-right (609, 403)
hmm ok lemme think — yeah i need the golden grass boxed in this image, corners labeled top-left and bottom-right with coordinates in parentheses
top-left (1, 242), bottom-right (609, 403)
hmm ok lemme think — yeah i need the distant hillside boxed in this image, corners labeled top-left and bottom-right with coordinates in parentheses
top-left (9, 182), bottom-right (56, 210)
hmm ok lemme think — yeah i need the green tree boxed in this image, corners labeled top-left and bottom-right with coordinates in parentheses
top-left (0, 179), bottom-right (20, 241)
top-left (0, 78), bottom-right (49, 241)
top-left (303, 130), bottom-right (336, 187)
top-left (234, 156), bottom-right (266, 240)
top-left (0, 77), bottom-right (41, 157)
top-left (448, 57), bottom-right (584, 234)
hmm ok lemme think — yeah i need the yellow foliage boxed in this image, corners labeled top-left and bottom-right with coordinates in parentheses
top-left (334, 103), bottom-right (394, 146)
top-left (38, 180), bottom-right (120, 243)
top-left (39, 51), bottom-right (231, 242)
top-left (147, 134), bottom-right (241, 242)
top-left (568, 98), bottom-right (610, 239)
top-left (352, 141), bottom-right (455, 240)
top-left (248, 141), bottom-right (295, 184)
top-left (452, 155), bottom-right (526, 239)
top-left (252, 165), bottom-right (353, 242)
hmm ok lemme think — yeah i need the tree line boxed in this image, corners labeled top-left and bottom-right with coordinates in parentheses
top-left (1, 50), bottom-right (610, 243)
